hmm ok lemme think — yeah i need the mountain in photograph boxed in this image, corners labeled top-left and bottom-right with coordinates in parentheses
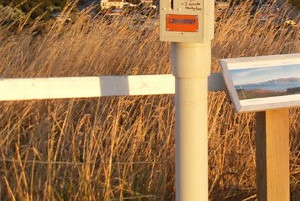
top-left (260, 77), bottom-right (300, 85)
top-left (236, 77), bottom-right (300, 100)
top-left (236, 77), bottom-right (300, 91)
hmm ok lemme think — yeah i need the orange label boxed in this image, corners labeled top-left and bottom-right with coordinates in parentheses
top-left (166, 15), bottom-right (198, 32)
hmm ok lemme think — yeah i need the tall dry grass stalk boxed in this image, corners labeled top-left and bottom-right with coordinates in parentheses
top-left (0, 1), bottom-right (299, 200)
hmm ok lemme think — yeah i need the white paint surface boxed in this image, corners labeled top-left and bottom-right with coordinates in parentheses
top-left (0, 74), bottom-right (224, 101)
top-left (0, 75), bottom-right (174, 101)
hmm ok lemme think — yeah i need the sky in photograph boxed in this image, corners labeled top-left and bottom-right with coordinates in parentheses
top-left (230, 64), bottom-right (300, 85)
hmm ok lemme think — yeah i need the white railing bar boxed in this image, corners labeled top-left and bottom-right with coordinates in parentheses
top-left (0, 73), bottom-right (225, 101)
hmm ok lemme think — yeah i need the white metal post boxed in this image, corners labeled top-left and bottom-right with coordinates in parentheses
top-left (172, 42), bottom-right (211, 201)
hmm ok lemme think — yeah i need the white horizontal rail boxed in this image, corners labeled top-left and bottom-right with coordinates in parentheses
top-left (0, 74), bottom-right (225, 101)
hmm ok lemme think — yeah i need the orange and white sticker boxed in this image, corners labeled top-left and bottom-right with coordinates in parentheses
top-left (166, 15), bottom-right (198, 32)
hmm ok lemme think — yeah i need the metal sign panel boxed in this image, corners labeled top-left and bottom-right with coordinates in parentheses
top-left (221, 53), bottom-right (300, 112)
top-left (160, 0), bottom-right (214, 42)
top-left (166, 14), bottom-right (199, 32)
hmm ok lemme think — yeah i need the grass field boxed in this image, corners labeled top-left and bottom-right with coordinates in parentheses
top-left (290, 0), bottom-right (300, 10)
top-left (0, 2), bottom-right (300, 200)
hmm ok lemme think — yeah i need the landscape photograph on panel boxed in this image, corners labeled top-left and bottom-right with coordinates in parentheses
top-left (220, 53), bottom-right (300, 112)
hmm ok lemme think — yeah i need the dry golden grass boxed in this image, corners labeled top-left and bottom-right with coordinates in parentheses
top-left (0, 2), bottom-right (299, 200)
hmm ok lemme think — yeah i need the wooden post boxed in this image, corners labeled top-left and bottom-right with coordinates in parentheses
top-left (255, 109), bottom-right (290, 201)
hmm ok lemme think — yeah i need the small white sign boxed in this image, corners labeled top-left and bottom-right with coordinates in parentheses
top-left (159, 0), bottom-right (214, 42)
top-left (220, 53), bottom-right (300, 113)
